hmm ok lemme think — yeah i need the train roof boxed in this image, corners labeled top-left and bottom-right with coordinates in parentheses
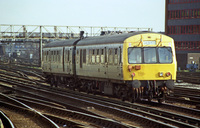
top-left (43, 39), bottom-right (79, 48)
top-left (44, 31), bottom-right (161, 48)
top-left (76, 31), bottom-right (156, 46)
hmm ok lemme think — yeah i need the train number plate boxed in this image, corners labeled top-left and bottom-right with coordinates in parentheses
top-left (143, 41), bottom-right (156, 45)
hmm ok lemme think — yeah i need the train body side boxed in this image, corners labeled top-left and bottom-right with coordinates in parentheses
top-left (42, 39), bottom-right (79, 77)
top-left (75, 43), bottom-right (124, 81)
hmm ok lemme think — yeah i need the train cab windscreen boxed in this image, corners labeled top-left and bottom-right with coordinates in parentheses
top-left (128, 47), bottom-right (172, 64)
top-left (128, 48), bottom-right (142, 63)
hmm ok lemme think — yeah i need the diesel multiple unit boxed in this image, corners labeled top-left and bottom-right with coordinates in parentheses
top-left (42, 32), bottom-right (177, 103)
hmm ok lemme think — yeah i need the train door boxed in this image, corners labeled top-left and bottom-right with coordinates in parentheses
top-left (63, 47), bottom-right (65, 72)
top-left (68, 48), bottom-right (72, 74)
top-left (72, 48), bottom-right (76, 75)
top-left (80, 49), bottom-right (83, 68)
top-left (104, 47), bottom-right (108, 78)
top-left (47, 49), bottom-right (51, 71)
top-left (107, 47), bottom-right (119, 79)
top-left (64, 48), bottom-right (71, 74)
top-left (107, 48), bottom-right (113, 78)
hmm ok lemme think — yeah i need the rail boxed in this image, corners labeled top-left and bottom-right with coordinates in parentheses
top-left (0, 110), bottom-right (15, 128)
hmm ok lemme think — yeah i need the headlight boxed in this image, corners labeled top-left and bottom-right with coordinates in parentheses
top-left (158, 72), bottom-right (163, 77)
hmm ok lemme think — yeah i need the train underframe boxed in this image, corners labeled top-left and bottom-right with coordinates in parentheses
top-left (45, 74), bottom-right (173, 103)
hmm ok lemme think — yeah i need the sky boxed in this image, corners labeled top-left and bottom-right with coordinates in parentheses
top-left (0, 0), bottom-right (166, 32)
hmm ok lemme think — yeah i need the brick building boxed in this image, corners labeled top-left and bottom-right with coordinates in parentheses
top-left (165, 0), bottom-right (200, 69)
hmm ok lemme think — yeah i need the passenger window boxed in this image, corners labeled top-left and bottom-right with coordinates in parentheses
top-left (92, 49), bottom-right (95, 55)
top-left (77, 50), bottom-right (79, 55)
top-left (57, 51), bottom-right (59, 62)
top-left (96, 49), bottom-right (100, 63)
top-left (109, 49), bottom-right (113, 64)
top-left (83, 49), bottom-right (86, 63)
top-left (51, 51), bottom-right (53, 61)
top-left (92, 49), bottom-right (95, 64)
top-left (68, 50), bottom-right (70, 62)
top-left (65, 50), bottom-right (67, 62)
top-left (54, 51), bottom-right (56, 61)
top-left (88, 49), bottom-right (92, 63)
top-left (114, 48), bottom-right (118, 64)
top-left (54, 51), bottom-right (56, 62)
top-left (119, 47), bottom-right (122, 64)
top-left (115, 48), bottom-right (117, 54)
top-left (101, 49), bottom-right (104, 63)
top-left (80, 49), bottom-right (83, 68)
top-left (58, 51), bottom-right (61, 62)
top-left (46, 51), bottom-right (48, 62)
top-left (105, 47), bottom-right (107, 63)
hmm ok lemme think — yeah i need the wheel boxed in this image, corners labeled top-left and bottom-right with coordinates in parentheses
top-left (135, 89), bottom-right (138, 100)
top-left (50, 77), bottom-right (54, 87)
top-left (128, 93), bottom-right (136, 103)
top-left (121, 95), bottom-right (125, 101)
top-left (86, 87), bottom-right (90, 94)
top-left (137, 88), bottom-right (142, 101)
top-left (158, 99), bottom-right (164, 104)
top-left (119, 92), bottom-right (125, 101)
top-left (158, 94), bottom-right (166, 104)
top-left (148, 92), bottom-right (153, 102)
top-left (91, 84), bottom-right (96, 95)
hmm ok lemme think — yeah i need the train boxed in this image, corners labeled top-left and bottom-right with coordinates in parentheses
top-left (42, 31), bottom-right (177, 103)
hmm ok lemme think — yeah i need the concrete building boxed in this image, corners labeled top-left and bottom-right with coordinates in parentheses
top-left (165, 0), bottom-right (200, 70)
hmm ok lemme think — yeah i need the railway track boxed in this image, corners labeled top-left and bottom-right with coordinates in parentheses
top-left (177, 72), bottom-right (200, 84)
top-left (0, 110), bottom-right (15, 128)
top-left (0, 72), bottom-right (199, 128)
top-left (0, 75), bottom-right (133, 128)
top-left (0, 93), bottom-right (59, 128)
top-left (166, 85), bottom-right (200, 106)
top-left (0, 63), bottom-right (44, 78)
top-left (0, 65), bottom-right (200, 127)
top-left (1, 65), bottom-right (199, 108)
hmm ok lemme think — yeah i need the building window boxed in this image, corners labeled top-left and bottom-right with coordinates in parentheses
top-left (175, 41), bottom-right (200, 51)
top-left (168, 0), bottom-right (200, 4)
top-left (167, 25), bottom-right (200, 35)
top-left (168, 9), bottom-right (200, 19)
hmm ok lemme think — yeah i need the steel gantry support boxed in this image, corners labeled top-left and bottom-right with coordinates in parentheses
top-left (0, 24), bottom-right (152, 40)
top-left (0, 24), bottom-right (152, 66)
